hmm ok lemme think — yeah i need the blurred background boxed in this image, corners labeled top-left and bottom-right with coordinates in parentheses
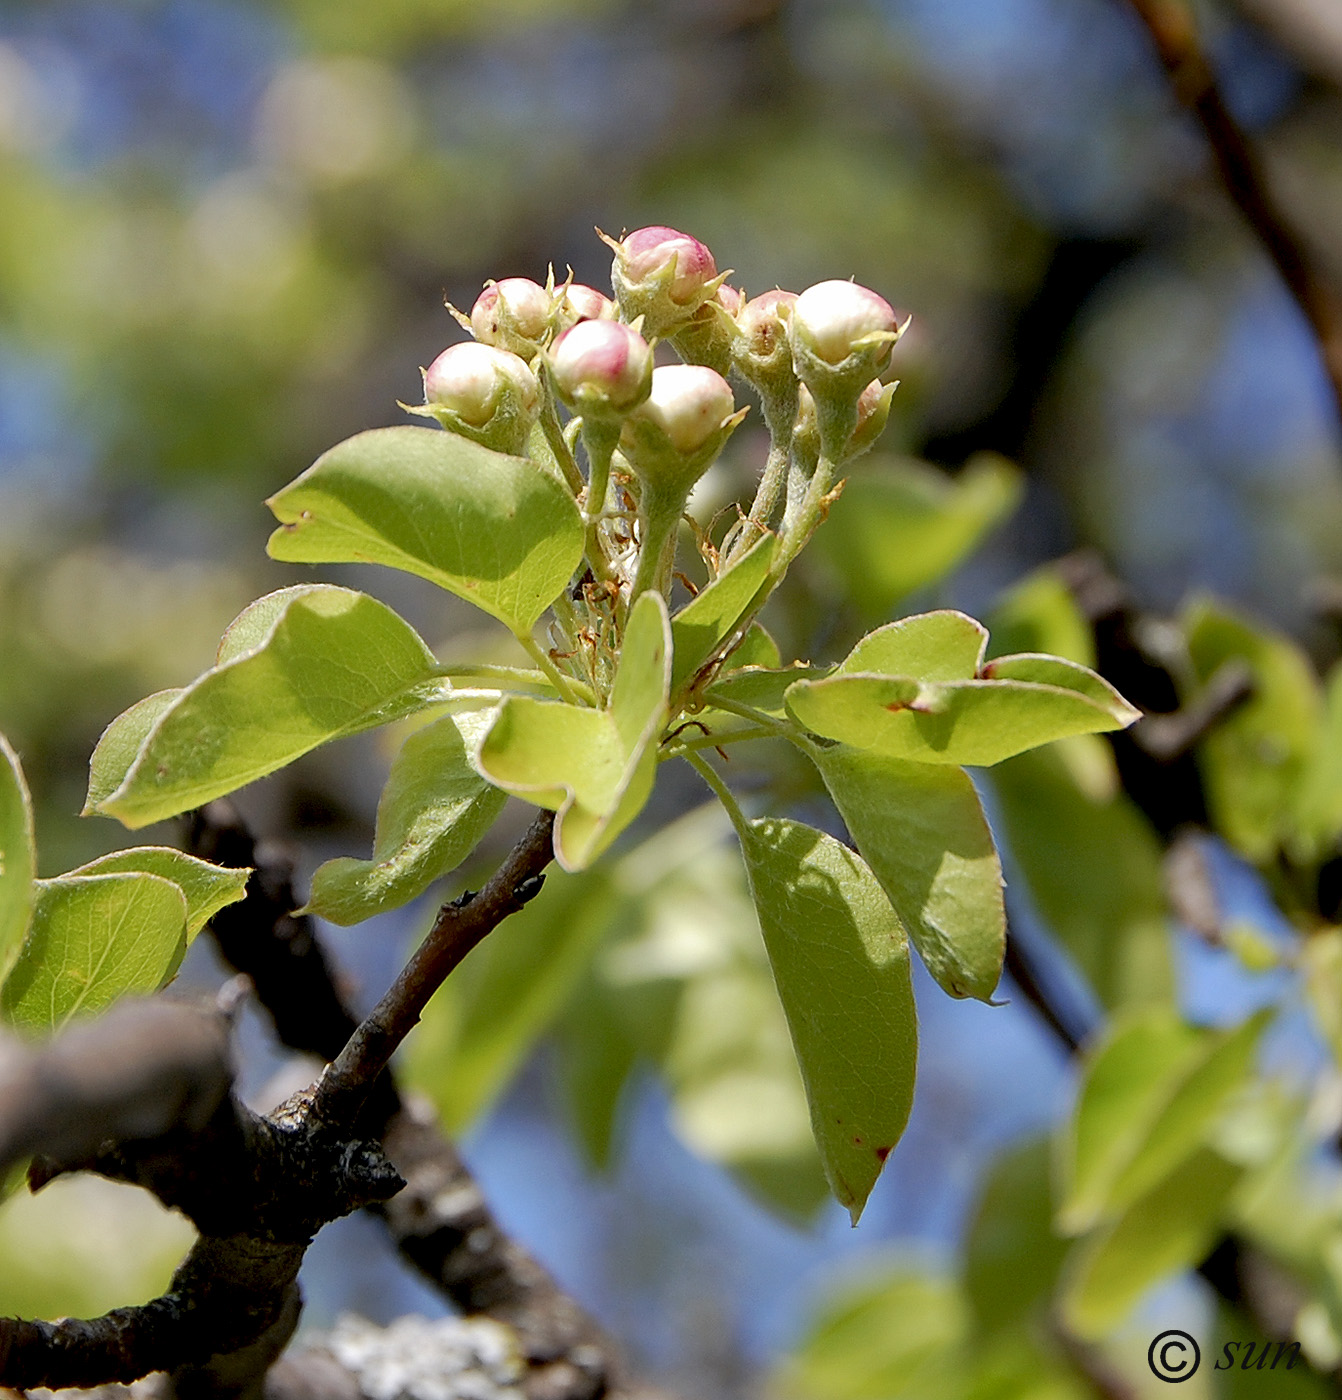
top-left (1, 0), bottom-right (1341, 1395)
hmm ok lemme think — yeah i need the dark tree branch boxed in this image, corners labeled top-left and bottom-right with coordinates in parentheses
top-left (1121, 0), bottom-right (1342, 422)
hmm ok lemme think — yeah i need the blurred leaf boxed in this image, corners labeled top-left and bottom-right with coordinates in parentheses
top-left (671, 535), bottom-right (777, 694)
top-left (266, 426), bottom-right (584, 636)
top-left (1296, 661), bottom-right (1342, 855)
top-left (476, 591), bottom-right (670, 871)
top-left (810, 743), bottom-right (1004, 1001)
top-left (992, 743), bottom-right (1172, 1010)
top-left (738, 816), bottom-right (917, 1222)
top-left (1183, 599), bottom-right (1320, 863)
top-left (65, 847), bottom-right (249, 939)
top-left (786, 658), bottom-right (1137, 767)
top-left (1, 874), bottom-right (187, 1035)
top-left (554, 970), bottom-right (640, 1170)
top-left (1302, 930), bottom-right (1342, 1072)
top-left (775, 1268), bottom-right (969, 1400)
top-left (1058, 1008), bottom-right (1268, 1235)
top-left (964, 1139), bottom-right (1069, 1339)
top-left (986, 567), bottom-right (1095, 667)
top-left (817, 454), bottom-right (1022, 617)
top-left (838, 610), bottom-right (988, 682)
top-left (305, 710), bottom-right (506, 925)
top-left (404, 863), bottom-right (619, 1133)
top-left (0, 735), bottom-right (35, 988)
top-left (89, 586), bottom-right (445, 829)
top-left (1061, 1148), bottom-right (1241, 1340)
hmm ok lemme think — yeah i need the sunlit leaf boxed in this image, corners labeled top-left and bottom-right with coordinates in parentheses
top-left (837, 610), bottom-right (987, 682)
top-left (809, 743), bottom-right (1003, 1001)
top-left (737, 816), bottom-right (917, 1221)
top-left (1061, 1148), bottom-right (1241, 1340)
top-left (1058, 1008), bottom-right (1268, 1235)
top-left (89, 585), bottom-right (448, 829)
top-left (65, 847), bottom-right (249, 938)
top-left (816, 452), bottom-right (1022, 617)
top-left (0, 735), bottom-right (35, 989)
top-left (266, 425), bottom-right (584, 635)
top-left (671, 535), bottom-right (777, 694)
top-left (1, 874), bottom-right (188, 1035)
top-left (475, 591), bottom-right (671, 870)
top-left (705, 663), bottom-right (830, 720)
top-left (84, 690), bottom-right (183, 814)
top-left (305, 711), bottom-right (506, 925)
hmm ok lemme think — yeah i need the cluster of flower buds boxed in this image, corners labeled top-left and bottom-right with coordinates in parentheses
top-left (410, 223), bottom-right (906, 595)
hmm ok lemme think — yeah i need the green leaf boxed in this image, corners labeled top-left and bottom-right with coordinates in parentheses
top-left (89, 586), bottom-right (447, 829)
top-left (0, 735), bottom-right (35, 989)
top-left (475, 591), bottom-right (671, 870)
top-left (991, 743), bottom-right (1173, 1010)
top-left (815, 451), bottom-right (1022, 617)
top-left (809, 744), bottom-right (1004, 1001)
top-left (1061, 1148), bottom-right (1241, 1340)
top-left (774, 1269), bottom-right (969, 1400)
top-left (65, 847), bottom-right (249, 938)
top-left (266, 425), bottom-right (584, 635)
top-left (1, 874), bottom-right (188, 1035)
top-left (838, 610), bottom-right (987, 682)
top-left (1295, 660), bottom-right (1342, 855)
top-left (670, 535), bottom-right (777, 694)
top-left (986, 566), bottom-right (1095, 667)
top-left (1058, 1008), bottom-right (1268, 1235)
top-left (727, 623), bottom-right (781, 671)
top-left (305, 711), bottom-right (506, 925)
top-left (964, 1139), bottom-right (1070, 1340)
top-left (737, 817), bottom-right (917, 1222)
top-left (555, 971), bottom-right (640, 1169)
top-left (1183, 598), bottom-right (1320, 862)
top-left (786, 657), bottom-right (1138, 767)
top-left (705, 663), bottom-right (831, 720)
top-left (404, 864), bottom-right (620, 1132)
top-left (84, 690), bottom-right (183, 814)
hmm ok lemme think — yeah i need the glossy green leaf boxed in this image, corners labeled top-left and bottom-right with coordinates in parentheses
top-left (786, 657), bottom-right (1138, 767)
top-left (670, 535), bottom-right (777, 693)
top-left (475, 591), bottom-right (671, 870)
top-left (305, 711), bottom-right (506, 925)
top-left (1183, 598), bottom-right (1320, 862)
top-left (0, 735), bottom-right (35, 989)
top-left (774, 1269), bottom-right (969, 1400)
top-left (266, 425), bottom-right (584, 635)
top-left (84, 690), bottom-right (183, 813)
top-left (816, 451), bottom-right (1022, 617)
top-left (964, 1139), bottom-right (1070, 1339)
top-left (1, 874), bottom-right (188, 1035)
top-left (809, 743), bottom-right (1004, 1001)
top-left (992, 742), bottom-right (1172, 1009)
top-left (65, 847), bottom-right (249, 938)
top-left (89, 585), bottom-right (447, 829)
top-left (1059, 1008), bottom-right (1267, 1234)
top-left (737, 816), bottom-right (917, 1221)
top-left (1061, 1148), bottom-right (1241, 1340)
top-left (838, 610), bottom-right (987, 682)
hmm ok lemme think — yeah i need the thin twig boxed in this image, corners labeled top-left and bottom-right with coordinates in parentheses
top-left (1122, 0), bottom-right (1342, 420)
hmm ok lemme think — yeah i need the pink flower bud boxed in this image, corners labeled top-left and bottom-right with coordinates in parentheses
top-left (469, 277), bottom-right (553, 351)
top-left (549, 319), bottom-right (653, 412)
top-left (423, 342), bottom-right (539, 427)
top-left (616, 226), bottom-right (717, 305)
top-left (791, 280), bottom-right (899, 366)
top-left (556, 282), bottom-right (615, 328)
top-left (737, 289), bottom-right (797, 360)
top-left (715, 284), bottom-right (744, 316)
top-left (627, 364), bottom-right (736, 454)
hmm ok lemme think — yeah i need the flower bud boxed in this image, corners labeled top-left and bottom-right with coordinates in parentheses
top-left (846, 378), bottom-right (898, 459)
top-left (549, 319), bottom-right (653, 417)
top-left (418, 342), bottom-right (539, 454)
top-left (791, 280), bottom-right (899, 367)
top-left (731, 289), bottom-right (798, 399)
top-left (620, 364), bottom-right (744, 493)
top-left (603, 225), bottom-right (724, 337)
top-left (555, 282), bottom-right (615, 329)
top-left (668, 283), bottom-right (743, 376)
top-left (469, 277), bottom-right (553, 356)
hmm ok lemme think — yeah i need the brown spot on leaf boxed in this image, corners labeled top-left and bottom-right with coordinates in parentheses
top-left (874, 1145), bottom-right (892, 1164)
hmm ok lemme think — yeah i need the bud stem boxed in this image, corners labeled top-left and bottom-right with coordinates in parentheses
top-left (536, 368), bottom-right (586, 497)
top-left (726, 384), bottom-right (797, 565)
top-left (630, 477), bottom-right (688, 606)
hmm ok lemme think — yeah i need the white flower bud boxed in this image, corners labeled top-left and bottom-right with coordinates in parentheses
top-left (627, 364), bottom-right (736, 454)
top-left (791, 280), bottom-right (899, 367)
top-left (555, 282), bottom-right (615, 329)
top-left (418, 342), bottom-right (539, 454)
top-left (602, 225), bottom-right (725, 337)
top-left (549, 319), bottom-right (653, 415)
top-left (469, 277), bottom-right (553, 355)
